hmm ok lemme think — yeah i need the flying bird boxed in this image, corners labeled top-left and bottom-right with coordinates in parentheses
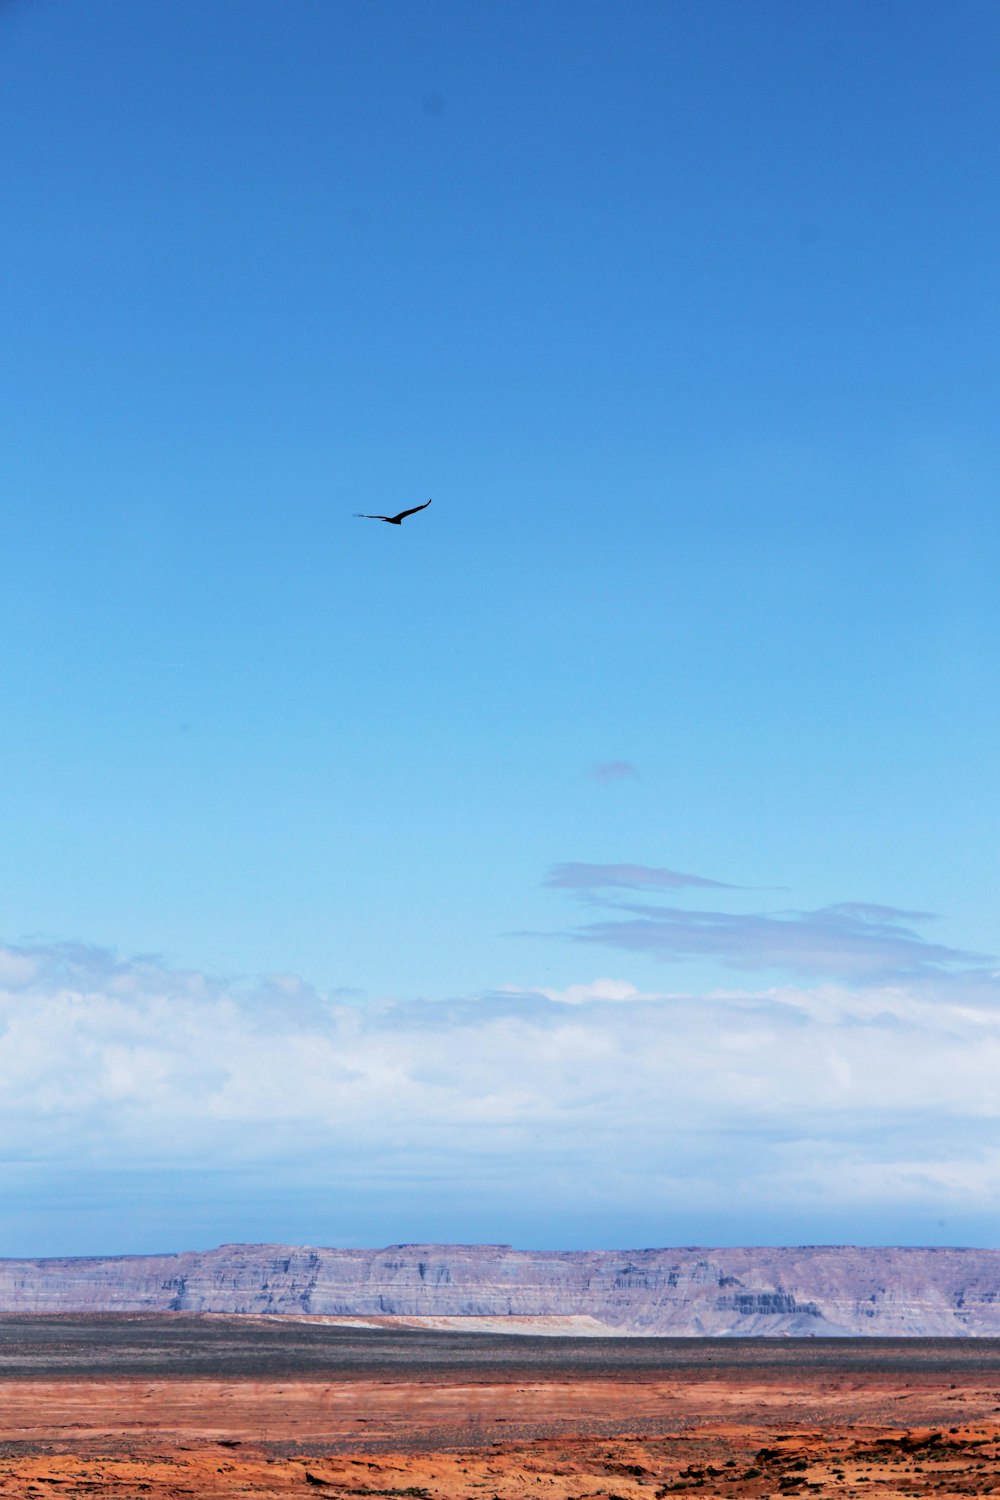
top-left (354, 498), bottom-right (433, 525)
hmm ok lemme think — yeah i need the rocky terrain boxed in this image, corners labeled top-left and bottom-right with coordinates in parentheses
top-left (2, 1334), bottom-right (1000, 1498)
top-left (5, 1425), bottom-right (1000, 1500)
top-left (5, 1423), bottom-right (1000, 1500)
top-left (1, 1243), bottom-right (999, 1335)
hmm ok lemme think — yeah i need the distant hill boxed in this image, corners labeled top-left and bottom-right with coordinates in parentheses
top-left (2, 1243), bottom-right (999, 1335)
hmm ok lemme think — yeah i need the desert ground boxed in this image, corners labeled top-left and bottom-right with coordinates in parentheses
top-left (1, 1318), bottom-right (999, 1497)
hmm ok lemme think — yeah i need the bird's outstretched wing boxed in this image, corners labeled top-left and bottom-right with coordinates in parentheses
top-left (391, 497), bottom-right (433, 522)
top-left (353, 512), bottom-right (392, 521)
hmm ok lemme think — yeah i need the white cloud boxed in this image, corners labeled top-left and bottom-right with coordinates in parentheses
top-left (530, 978), bottom-right (647, 1004)
top-left (2, 941), bottom-right (1000, 1235)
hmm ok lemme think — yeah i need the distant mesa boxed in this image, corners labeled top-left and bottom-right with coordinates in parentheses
top-left (1, 1244), bottom-right (999, 1336)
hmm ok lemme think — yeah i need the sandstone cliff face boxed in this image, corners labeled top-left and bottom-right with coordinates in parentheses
top-left (1, 1243), bottom-right (998, 1335)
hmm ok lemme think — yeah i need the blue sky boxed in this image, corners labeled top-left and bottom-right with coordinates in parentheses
top-left (2, 0), bottom-right (999, 1257)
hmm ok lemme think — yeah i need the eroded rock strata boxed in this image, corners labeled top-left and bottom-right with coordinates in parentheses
top-left (1, 1243), bottom-right (999, 1334)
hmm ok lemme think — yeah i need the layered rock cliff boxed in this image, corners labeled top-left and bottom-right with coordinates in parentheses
top-left (1, 1243), bottom-right (998, 1335)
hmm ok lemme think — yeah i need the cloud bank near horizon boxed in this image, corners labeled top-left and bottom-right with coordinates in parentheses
top-left (2, 931), bottom-right (999, 1248)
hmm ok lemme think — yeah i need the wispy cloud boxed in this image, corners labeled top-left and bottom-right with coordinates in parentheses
top-left (569, 900), bottom-right (988, 981)
top-left (546, 862), bottom-right (737, 892)
top-left (589, 761), bottom-right (638, 783)
top-left (542, 865), bottom-right (990, 983)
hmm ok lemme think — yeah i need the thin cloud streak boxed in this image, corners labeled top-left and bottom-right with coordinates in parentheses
top-left (541, 863), bottom-right (990, 982)
top-left (546, 862), bottom-right (738, 892)
top-left (568, 900), bottom-right (990, 980)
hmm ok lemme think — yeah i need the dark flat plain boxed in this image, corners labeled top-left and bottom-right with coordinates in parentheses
top-left (2, 1314), bottom-right (1000, 1379)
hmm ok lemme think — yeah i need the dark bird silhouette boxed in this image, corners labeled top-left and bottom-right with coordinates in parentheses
top-left (354, 498), bottom-right (432, 525)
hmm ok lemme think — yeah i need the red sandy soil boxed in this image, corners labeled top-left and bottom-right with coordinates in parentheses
top-left (2, 1371), bottom-right (1000, 1497)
